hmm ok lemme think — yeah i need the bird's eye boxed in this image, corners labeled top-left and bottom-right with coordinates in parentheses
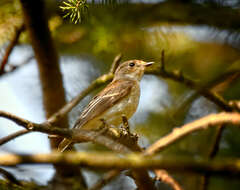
top-left (129, 62), bottom-right (135, 67)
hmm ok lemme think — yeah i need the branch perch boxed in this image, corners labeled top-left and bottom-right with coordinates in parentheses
top-left (2, 111), bottom-right (240, 189)
top-left (2, 111), bottom-right (240, 156)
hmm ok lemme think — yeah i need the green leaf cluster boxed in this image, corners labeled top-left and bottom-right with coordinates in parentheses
top-left (60, 0), bottom-right (88, 24)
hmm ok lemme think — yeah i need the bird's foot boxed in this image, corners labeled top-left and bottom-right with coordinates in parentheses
top-left (108, 127), bottom-right (121, 138)
top-left (121, 115), bottom-right (130, 134)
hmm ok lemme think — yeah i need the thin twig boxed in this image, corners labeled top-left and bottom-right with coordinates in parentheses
top-left (89, 170), bottom-right (121, 190)
top-left (208, 125), bottom-right (225, 159)
top-left (210, 71), bottom-right (240, 93)
top-left (160, 50), bottom-right (165, 71)
top-left (0, 167), bottom-right (22, 185)
top-left (154, 169), bottom-right (182, 190)
top-left (144, 112), bottom-right (240, 156)
top-left (0, 111), bottom-right (35, 130)
top-left (200, 124), bottom-right (225, 190)
top-left (0, 130), bottom-right (30, 146)
top-left (110, 53), bottom-right (122, 74)
top-left (147, 50), bottom-right (238, 112)
top-left (0, 24), bottom-right (25, 75)
top-left (4, 55), bottom-right (34, 75)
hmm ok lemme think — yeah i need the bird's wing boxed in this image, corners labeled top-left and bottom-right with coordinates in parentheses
top-left (73, 79), bottom-right (134, 128)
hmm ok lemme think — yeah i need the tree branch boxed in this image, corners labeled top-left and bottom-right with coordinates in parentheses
top-left (2, 110), bottom-right (240, 157)
top-left (0, 24), bottom-right (25, 75)
top-left (154, 169), bottom-right (182, 190)
top-left (147, 50), bottom-right (238, 112)
top-left (0, 130), bottom-right (30, 146)
top-left (0, 111), bottom-right (36, 130)
top-left (144, 112), bottom-right (240, 156)
top-left (200, 124), bottom-right (225, 190)
top-left (2, 111), bottom-right (240, 189)
top-left (4, 56), bottom-right (34, 75)
top-left (89, 170), bottom-right (121, 190)
top-left (110, 53), bottom-right (122, 74)
top-left (0, 167), bottom-right (22, 186)
top-left (0, 110), bottom-right (132, 152)
top-left (0, 110), bottom-right (156, 190)
top-left (1, 152), bottom-right (240, 175)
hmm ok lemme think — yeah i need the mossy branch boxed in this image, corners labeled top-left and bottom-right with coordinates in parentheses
top-left (1, 152), bottom-right (240, 176)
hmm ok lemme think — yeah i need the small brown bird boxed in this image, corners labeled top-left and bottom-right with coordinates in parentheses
top-left (58, 60), bottom-right (153, 152)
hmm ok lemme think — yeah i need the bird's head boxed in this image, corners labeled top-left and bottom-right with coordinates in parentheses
top-left (114, 60), bottom-right (154, 81)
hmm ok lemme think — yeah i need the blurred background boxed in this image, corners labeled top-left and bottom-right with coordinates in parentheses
top-left (0, 0), bottom-right (240, 189)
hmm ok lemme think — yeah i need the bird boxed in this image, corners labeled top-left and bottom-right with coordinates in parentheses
top-left (58, 60), bottom-right (154, 152)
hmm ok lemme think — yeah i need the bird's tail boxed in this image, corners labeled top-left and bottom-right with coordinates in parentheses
top-left (58, 138), bottom-right (72, 152)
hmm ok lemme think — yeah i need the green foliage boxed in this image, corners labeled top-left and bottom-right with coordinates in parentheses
top-left (60, 0), bottom-right (89, 24)
top-left (59, 0), bottom-right (120, 24)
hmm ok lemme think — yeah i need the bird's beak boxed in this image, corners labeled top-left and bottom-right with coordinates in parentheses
top-left (144, 62), bottom-right (154, 67)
